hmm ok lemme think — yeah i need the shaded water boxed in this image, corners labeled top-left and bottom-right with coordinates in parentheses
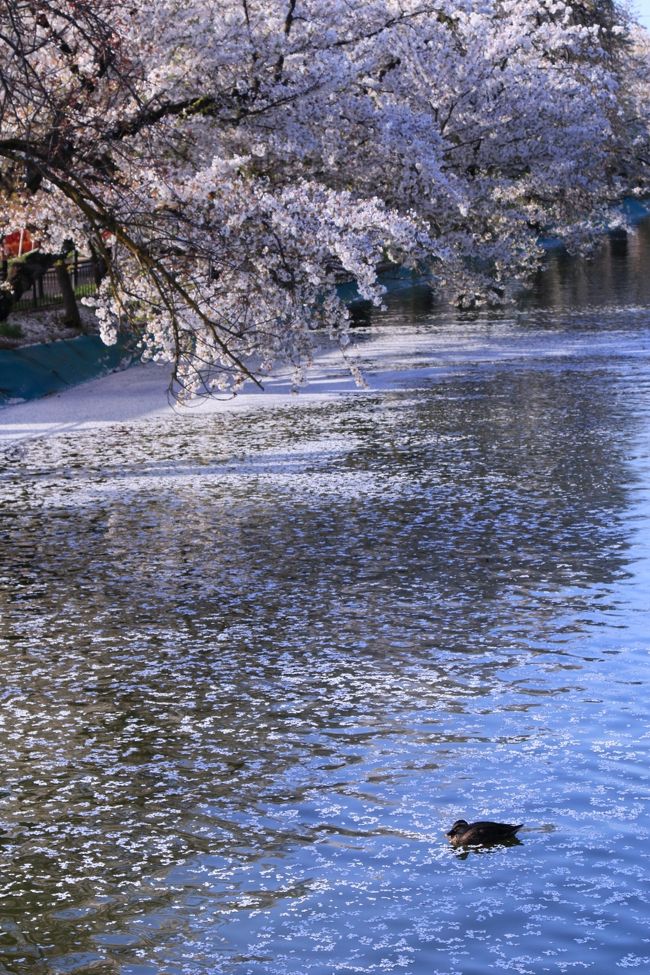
top-left (2, 225), bottom-right (650, 973)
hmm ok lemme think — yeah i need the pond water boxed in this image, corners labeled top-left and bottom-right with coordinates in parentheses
top-left (1, 224), bottom-right (650, 975)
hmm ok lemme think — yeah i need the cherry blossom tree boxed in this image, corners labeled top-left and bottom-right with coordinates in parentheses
top-left (0, 0), bottom-right (645, 396)
top-left (613, 22), bottom-right (650, 188)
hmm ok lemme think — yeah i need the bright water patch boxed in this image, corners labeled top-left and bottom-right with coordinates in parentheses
top-left (2, 245), bottom-right (650, 973)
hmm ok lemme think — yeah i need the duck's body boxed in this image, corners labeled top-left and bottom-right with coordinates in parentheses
top-left (446, 818), bottom-right (523, 848)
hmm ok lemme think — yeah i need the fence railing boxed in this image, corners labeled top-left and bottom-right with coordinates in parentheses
top-left (0, 256), bottom-right (98, 312)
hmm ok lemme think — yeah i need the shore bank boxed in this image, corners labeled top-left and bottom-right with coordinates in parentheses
top-left (2, 196), bottom-right (649, 408)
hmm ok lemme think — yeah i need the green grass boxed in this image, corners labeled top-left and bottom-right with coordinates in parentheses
top-left (0, 321), bottom-right (24, 338)
top-left (75, 282), bottom-right (97, 298)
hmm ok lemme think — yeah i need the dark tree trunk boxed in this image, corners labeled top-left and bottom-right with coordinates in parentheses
top-left (54, 259), bottom-right (81, 329)
top-left (89, 240), bottom-right (108, 286)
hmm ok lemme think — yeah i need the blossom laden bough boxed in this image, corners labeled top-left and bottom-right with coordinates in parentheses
top-left (0, 0), bottom-right (646, 396)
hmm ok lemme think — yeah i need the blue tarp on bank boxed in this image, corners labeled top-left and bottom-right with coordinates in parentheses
top-left (0, 335), bottom-right (134, 406)
top-left (336, 264), bottom-right (425, 306)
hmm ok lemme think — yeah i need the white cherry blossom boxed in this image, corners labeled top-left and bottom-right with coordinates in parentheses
top-left (0, 0), bottom-right (646, 395)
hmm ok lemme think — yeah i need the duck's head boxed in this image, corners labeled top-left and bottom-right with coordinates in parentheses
top-left (446, 819), bottom-right (469, 838)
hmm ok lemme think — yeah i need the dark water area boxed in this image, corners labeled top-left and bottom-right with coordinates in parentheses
top-left (1, 223), bottom-right (650, 974)
top-left (529, 218), bottom-right (650, 311)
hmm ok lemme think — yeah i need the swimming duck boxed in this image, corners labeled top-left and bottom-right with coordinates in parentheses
top-left (446, 818), bottom-right (523, 848)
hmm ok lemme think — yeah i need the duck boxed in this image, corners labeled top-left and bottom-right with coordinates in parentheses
top-left (446, 818), bottom-right (523, 848)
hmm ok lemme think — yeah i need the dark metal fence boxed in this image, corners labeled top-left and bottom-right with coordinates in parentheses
top-left (0, 255), bottom-right (98, 312)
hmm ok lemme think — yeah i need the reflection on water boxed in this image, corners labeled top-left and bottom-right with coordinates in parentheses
top-left (529, 218), bottom-right (650, 311)
top-left (2, 228), bottom-right (650, 974)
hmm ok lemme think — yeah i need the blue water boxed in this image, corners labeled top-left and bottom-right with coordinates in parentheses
top-left (1, 226), bottom-right (650, 974)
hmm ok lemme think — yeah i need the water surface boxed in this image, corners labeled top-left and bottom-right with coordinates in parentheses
top-left (1, 226), bottom-right (650, 974)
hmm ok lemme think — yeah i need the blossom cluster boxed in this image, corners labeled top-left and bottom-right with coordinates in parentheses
top-left (0, 0), bottom-right (646, 394)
